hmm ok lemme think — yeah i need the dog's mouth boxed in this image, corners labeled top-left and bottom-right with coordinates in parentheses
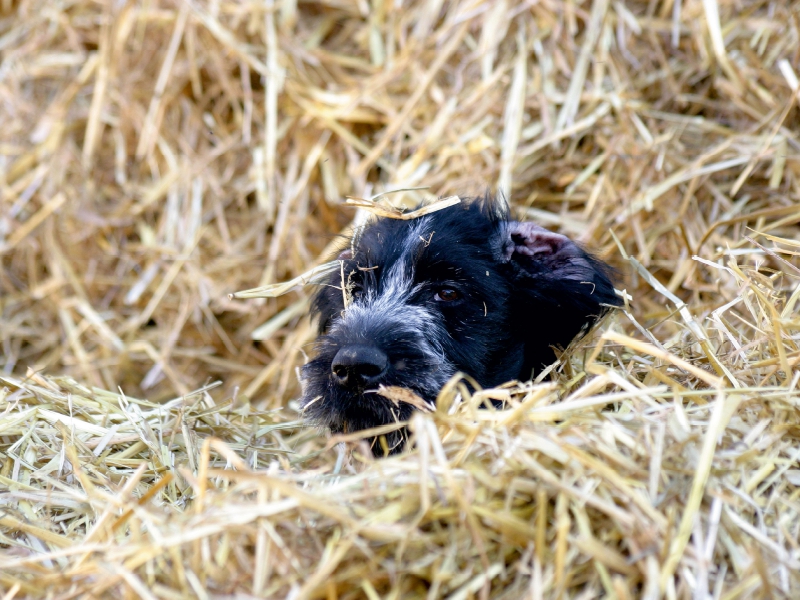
top-left (300, 382), bottom-right (424, 429)
top-left (300, 383), bottom-right (423, 455)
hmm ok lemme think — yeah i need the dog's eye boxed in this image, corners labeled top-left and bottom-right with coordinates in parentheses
top-left (434, 288), bottom-right (460, 302)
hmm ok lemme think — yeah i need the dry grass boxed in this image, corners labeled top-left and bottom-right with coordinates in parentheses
top-left (1, 0), bottom-right (800, 597)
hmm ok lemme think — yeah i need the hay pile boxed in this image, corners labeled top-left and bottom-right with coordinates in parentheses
top-left (1, 0), bottom-right (799, 597)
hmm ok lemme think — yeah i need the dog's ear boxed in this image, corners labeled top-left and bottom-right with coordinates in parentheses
top-left (501, 221), bottom-right (619, 367)
top-left (502, 222), bottom-right (600, 282)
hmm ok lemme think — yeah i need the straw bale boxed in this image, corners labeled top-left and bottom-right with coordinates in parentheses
top-left (1, 0), bottom-right (800, 597)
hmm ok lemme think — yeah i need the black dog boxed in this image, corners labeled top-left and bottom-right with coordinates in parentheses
top-left (300, 197), bottom-right (619, 451)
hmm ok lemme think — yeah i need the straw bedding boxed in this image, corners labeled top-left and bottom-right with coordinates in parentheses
top-left (1, 0), bottom-right (800, 597)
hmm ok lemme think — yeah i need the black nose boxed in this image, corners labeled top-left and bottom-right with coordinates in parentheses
top-left (331, 345), bottom-right (388, 388)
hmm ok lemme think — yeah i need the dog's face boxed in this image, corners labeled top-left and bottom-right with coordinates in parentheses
top-left (300, 199), bottom-right (618, 450)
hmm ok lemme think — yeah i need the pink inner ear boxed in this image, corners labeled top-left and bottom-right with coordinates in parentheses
top-left (505, 222), bottom-right (593, 281)
top-left (505, 222), bottom-right (578, 259)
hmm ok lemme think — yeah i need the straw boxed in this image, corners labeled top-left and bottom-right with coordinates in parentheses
top-left (2, 0), bottom-right (800, 597)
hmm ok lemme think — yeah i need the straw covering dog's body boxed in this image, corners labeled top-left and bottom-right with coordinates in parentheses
top-left (301, 198), bottom-right (619, 451)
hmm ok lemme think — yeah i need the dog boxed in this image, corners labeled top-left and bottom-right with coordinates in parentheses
top-left (300, 197), bottom-right (620, 452)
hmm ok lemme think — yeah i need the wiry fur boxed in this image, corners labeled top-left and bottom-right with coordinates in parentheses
top-left (300, 197), bottom-right (620, 453)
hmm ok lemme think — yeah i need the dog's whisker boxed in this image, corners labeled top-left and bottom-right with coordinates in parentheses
top-left (300, 395), bottom-right (323, 413)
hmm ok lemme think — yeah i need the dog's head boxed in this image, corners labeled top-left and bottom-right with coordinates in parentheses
top-left (300, 198), bottom-right (619, 450)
